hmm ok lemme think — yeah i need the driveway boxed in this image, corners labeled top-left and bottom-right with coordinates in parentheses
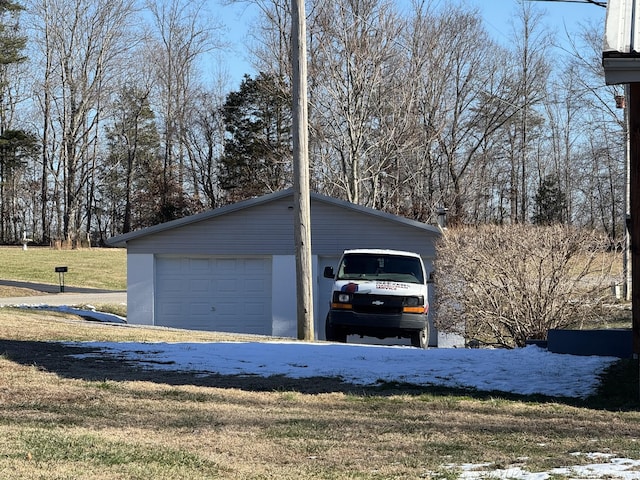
top-left (0, 279), bottom-right (126, 306)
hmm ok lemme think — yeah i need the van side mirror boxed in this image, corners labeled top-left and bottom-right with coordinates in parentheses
top-left (323, 266), bottom-right (335, 278)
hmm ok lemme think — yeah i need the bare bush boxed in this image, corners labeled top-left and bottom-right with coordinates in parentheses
top-left (434, 224), bottom-right (617, 348)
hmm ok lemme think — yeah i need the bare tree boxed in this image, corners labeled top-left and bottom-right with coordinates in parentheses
top-left (540, 64), bottom-right (584, 225)
top-left (562, 20), bottom-right (625, 238)
top-left (309, 0), bottom-right (407, 207)
top-left (29, 0), bottom-right (137, 246)
top-left (434, 224), bottom-right (616, 348)
top-left (419, 7), bottom-right (522, 224)
top-left (183, 85), bottom-right (228, 209)
top-left (248, 0), bottom-right (292, 81)
top-left (143, 0), bottom-right (221, 221)
top-left (504, 1), bottom-right (552, 223)
top-left (0, 1), bottom-right (30, 243)
top-left (3, 0), bottom-right (620, 247)
top-left (390, 0), bottom-right (449, 222)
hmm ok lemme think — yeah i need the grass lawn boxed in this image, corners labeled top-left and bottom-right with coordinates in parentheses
top-left (1, 247), bottom-right (640, 478)
top-left (0, 246), bottom-right (126, 291)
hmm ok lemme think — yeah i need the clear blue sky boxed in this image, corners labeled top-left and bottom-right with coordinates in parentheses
top-left (471, 0), bottom-right (606, 44)
top-left (213, 0), bottom-right (608, 89)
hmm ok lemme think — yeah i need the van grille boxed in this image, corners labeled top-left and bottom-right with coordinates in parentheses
top-left (352, 294), bottom-right (403, 314)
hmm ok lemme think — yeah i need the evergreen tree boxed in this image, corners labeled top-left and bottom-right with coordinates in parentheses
top-left (0, 129), bottom-right (37, 241)
top-left (0, 1), bottom-right (28, 243)
top-left (533, 174), bottom-right (567, 225)
top-left (0, 1), bottom-right (26, 71)
top-left (220, 73), bottom-right (292, 202)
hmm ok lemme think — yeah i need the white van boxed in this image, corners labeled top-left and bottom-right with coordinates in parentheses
top-left (323, 249), bottom-right (430, 348)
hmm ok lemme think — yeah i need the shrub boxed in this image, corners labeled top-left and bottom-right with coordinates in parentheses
top-left (433, 224), bottom-right (617, 348)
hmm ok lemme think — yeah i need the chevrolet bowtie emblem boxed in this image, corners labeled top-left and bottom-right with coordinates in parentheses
top-left (372, 300), bottom-right (384, 306)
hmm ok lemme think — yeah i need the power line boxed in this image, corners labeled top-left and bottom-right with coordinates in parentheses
top-left (527, 0), bottom-right (606, 7)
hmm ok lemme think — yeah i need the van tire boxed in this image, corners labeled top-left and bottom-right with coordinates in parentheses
top-left (411, 327), bottom-right (429, 349)
top-left (325, 316), bottom-right (347, 343)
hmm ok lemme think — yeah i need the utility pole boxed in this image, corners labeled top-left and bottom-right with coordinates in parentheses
top-left (630, 83), bottom-right (640, 354)
top-left (625, 85), bottom-right (632, 302)
top-left (291, 0), bottom-right (314, 340)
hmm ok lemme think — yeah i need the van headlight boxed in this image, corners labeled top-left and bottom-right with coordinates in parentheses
top-left (403, 296), bottom-right (425, 313)
top-left (403, 296), bottom-right (423, 307)
top-left (331, 291), bottom-right (353, 309)
top-left (338, 293), bottom-right (351, 303)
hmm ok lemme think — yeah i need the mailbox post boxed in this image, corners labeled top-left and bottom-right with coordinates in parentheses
top-left (55, 266), bottom-right (67, 293)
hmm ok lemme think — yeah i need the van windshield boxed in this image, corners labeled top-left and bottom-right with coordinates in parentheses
top-left (337, 254), bottom-right (424, 284)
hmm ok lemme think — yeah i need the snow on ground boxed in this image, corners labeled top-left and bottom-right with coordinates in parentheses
top-left (11, 304), bottom-right (638, 479)
top-left (69, 340), bottom-right (616, 398)
top-left (11, 304), bottom-right (617, 398)
top-left (11, 304), bottom-right (127, 323)
top-left (452, 453), bottom-right (640, 479)
top-left (12, 303), bottom-right (615, 398)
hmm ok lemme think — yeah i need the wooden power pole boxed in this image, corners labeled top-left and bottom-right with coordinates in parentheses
top-left (291, 0), bottom-right (314, 340)
top-left (628, 83), bottom-right (640, 400)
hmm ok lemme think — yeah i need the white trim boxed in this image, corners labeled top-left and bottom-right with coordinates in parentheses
top-left (272, 255), bottom-right (297, 337)
top-left (128, 253), bottom-right (154, 326)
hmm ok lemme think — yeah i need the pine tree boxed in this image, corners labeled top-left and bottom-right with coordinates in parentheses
top-left (533, 174), bottom-right (567, 225)
top-left (0, 1), bottom-right (29, 242)
top-left (219, 73), bottom-right (292, 202)
top-left (0, 1), bottom-right (26, 68)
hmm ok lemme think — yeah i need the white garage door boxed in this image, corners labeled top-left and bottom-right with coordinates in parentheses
top-left (155, 256), bottom-right (272, 334)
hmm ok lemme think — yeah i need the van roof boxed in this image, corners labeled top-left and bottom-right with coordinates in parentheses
top-left (342, 249), bottom-right (421, 258)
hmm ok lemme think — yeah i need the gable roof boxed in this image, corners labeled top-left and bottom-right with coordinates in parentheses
top-left (106, 189), bottom-right (440, 248)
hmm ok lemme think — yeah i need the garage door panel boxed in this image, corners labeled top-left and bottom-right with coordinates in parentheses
top-left (245, 278), bottom-right (267, 293)
top-left (187, 278), bottom-right (209, 293)
top-left (243, 299), bottom-right (266, 313)
top-left (155, 256), bottom-right (272, 335)
top-left (245, 259), bottom-right (269, 274)
top-left (189, 258), bottom-right (210, 272)
top-left (214, 301), bottom-right (236, 315)
top-left (161, 302), bottom-right (183, 316)
top-left (156, 277), bottom-right (185, 294)
top-left (189, 302), bottom-right (211, 315)
top-left (216, 279), bottom-right (240, 294)
top-left (215, 258), bottom-right (238, 274)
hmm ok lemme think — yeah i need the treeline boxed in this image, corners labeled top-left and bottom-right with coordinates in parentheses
top-left (0, 0), bottom-right (624, 246)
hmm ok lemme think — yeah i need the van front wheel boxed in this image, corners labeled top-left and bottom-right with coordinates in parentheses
top-left (325, 316), bottom-right (347, 343)
top-left (410, 327), bottom-right (429, 349)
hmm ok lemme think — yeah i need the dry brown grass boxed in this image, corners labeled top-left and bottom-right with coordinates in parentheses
top-left (1, 309), bottom-right (640, 479)
top-left (0, 285), bottom-right (42, 297)
top-left (0, 308), bottom-right (270, 343)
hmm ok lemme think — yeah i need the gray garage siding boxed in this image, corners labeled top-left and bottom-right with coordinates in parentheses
top-left (310, 198), bottom-right (438, 258)
top-left (125, 197), bottom-right (296, 255)
top-left (123, 192), bottom-right (439, 257)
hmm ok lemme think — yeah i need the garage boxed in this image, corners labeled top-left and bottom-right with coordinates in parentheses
top-left (107, 189), bottom-right (441, 341)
